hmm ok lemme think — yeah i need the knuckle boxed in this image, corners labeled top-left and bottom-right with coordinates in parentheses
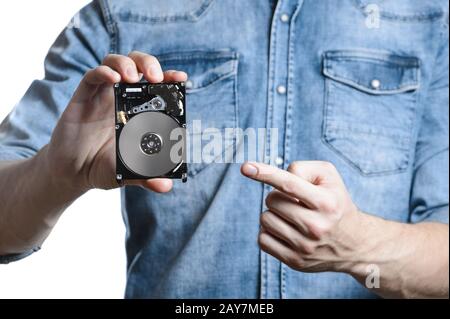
top-left (289, 236), bottom-right (303, 251)
top-left (103, 53), bottom-right (123, 63)
top-left (104, 54), bottom-right (134, 69)
top-left (130, 51), bottom-right (159, 65)
top-left (308, 222), bottom-right (330, 239)
top-left (316, 197), bottom-right (337, 212)
top-left (85, 67), bottom-right (96, 76)
top-left (292, 215), bottom-right (305, 231)
top-left (287, 255), bottom-right (304, 270)
top-left (295, 255), bottom-right (308, 269)
top-left (265, 191), bottom-right (278, 208)
top-left (300, 242), bottom-right (316, 255)
top-left (258, 232), bottom-right (269, 248)
top-left (127, 50), bottom-right (141, 57)
top-left (315, 198), bottom-right (327, 211)
top-left (95, 65), bottom-right (108, 73)
top-left (324, 198), bottom-right (338, 212)
top-left (101, 54), bottom-right (114, 65)
top-left (122, 56), bottom-right (136, 67)
top-left (287, 161), bottom-right (301, 174)
top-left (319, 161), bottom-right (336, 172)
top-left (260, 212), bottom-right (271, 227)
top-left (329, 197), bottom-right (340, 212)
top-left (281, 179), bottom-right (297, 195)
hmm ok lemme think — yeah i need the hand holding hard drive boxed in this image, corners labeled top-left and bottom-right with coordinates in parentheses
top-left (46, 51), bottom-right (187, 192)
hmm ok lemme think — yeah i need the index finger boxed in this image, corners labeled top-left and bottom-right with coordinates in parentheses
top-left (241, 162), bottom-right (320, 208)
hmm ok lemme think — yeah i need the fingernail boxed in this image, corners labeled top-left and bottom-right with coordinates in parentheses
top-left (242, 163), bottom-right (258, 177)
top-left (162, 179), bottom-right (173, 188)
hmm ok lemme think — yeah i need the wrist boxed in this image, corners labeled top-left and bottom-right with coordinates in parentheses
top-left (38, 145), bottom-right (89, 197)
top-left (331, 208), bottom-right (387, 275)
top-left (339, 210), bottom-right (403, 279)
top-left (328, 207), bottom-right (365, 274)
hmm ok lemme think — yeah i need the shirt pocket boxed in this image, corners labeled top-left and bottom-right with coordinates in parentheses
top-left (158, 50), bottom-right (239, 177)
top-left (322, 50), bottom-right (420, 176)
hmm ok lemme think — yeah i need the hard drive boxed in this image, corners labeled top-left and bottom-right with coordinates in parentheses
top-left (114, 82), bottom-right (187, 184)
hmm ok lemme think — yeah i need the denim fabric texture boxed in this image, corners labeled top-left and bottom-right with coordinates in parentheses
top-left (0, 0), bottom-right (448, 298)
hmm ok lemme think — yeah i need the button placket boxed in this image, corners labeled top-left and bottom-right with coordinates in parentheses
top-left (261, 0), bottom-right (303, 300)
top-left (280, 0), bottom-right (304, 300)
top-left (275, 156), bottom-right (284, 166)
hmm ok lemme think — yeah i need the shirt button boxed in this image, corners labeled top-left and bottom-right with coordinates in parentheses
top-left (185, 80), bottom-right (194, 89)
top-left (280, 14), bottom-right (290, 23)
top-left (371, 79), bottom-right (381, 90)
top-left (277, 85), bottom-right (287, 95)
top-left (275, 157), bottom-right (284, 166)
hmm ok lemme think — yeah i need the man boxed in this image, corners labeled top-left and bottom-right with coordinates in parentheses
top-left (0, 0), bottom-right (448, 298)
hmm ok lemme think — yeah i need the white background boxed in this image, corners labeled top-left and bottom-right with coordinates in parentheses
top-left (0, 1), bottom-right (126, 299)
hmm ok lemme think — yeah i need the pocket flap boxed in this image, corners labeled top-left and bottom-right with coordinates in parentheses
top-left (323, 50), bottom-right (420, 95)
top-left (109, 0), bottom-right (215, 23)
top-left (157, 50), bottom-right (238, 92)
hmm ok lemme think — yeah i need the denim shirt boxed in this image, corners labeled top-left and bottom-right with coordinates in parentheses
top-left (0, 0), bottom-right (448, 299)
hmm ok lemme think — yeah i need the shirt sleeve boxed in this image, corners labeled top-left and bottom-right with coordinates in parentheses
top-left (409, 19), bottom-right (449, 225)
top-left (0, 0), bottom-right (111, 161)
top-left (0, 0), bottom-right (112, 263)
top-left (0, 248), bottom-right (40, 265)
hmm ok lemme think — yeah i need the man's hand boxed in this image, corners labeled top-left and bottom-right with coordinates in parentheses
top-left (241, 161), bottom-right (449, 298)
top-left (47, 51), bottom-right (187, 192)
top-left (0, 52), bottom-right (188, 255)
top-left (241, 161), bottom-right (361, 273)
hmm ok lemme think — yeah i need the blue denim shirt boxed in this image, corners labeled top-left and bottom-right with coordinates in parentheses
top-left (0, 0), bottom-right (449, 298)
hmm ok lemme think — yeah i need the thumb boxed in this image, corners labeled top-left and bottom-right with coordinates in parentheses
top-left (124, 178), bottom-right (173, 193)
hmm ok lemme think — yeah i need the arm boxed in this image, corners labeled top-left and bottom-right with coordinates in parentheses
top-left (0, 1), bottom-right (107, 259)
top-left (241, 161), bottom-right (449, 299)
top-left (0, 2), bottom-right (188, 259)
top-left (348, 214), bottom-right (448, 298)
top-left (0, 55), bottom-right (183, 257)
top-left (0, 149), bottom-right (85, 255)
top-left (240, 13), bottom-right (449, 299)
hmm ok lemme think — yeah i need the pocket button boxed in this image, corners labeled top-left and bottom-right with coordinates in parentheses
top-left (370, 79), bottom-right (381, 90)
top-left (185, 80), bottom-right (194, 90)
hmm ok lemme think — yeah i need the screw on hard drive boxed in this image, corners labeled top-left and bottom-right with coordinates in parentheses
top-left (116, 174), bottom-right (124, 186)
